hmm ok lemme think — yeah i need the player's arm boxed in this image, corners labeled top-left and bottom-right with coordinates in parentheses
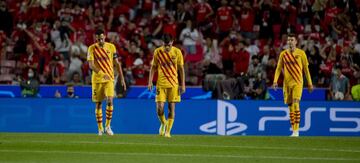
top-left (273, 52), bottom-right (284, 89)
top-left (148, 51), bottom-right (158, 91)
top-left (178, 64), bottom-right (186, 94)
top-left (178, 50), bottom-right (186, 94)
top-left (302, 52), bottom-right (313, 92)
top-left (114, 57), bottom-right (126, 91)
top-left (112, 44), bottom-right (126, 90)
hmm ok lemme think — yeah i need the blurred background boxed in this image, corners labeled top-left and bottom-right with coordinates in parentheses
top-left (0, 0), bottom-right (359, 101)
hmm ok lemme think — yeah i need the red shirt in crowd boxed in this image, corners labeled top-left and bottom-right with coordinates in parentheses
top-left (216, 6), bottom-right (234, 32)
top-left (194, 2), bottom-right (213, 23)
top-left (232, 49), bottom-right (250, 75)
top-left (163, 21), bottom-right (177, 39)
top-left (238, 8), bottom-right (255, 32)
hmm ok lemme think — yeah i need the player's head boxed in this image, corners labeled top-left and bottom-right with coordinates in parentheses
top-left (95, 28), bottom-right (106, 46)
top-left (162, 34), bottom-right (173, 52)
top-left (287, 33), bottom-right (297, 50)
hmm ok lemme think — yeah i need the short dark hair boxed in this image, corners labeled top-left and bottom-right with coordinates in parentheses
top-left (287, 33), bottom-right (297, 38)
top-left (162, 34), bottom-right (173, 44)
top-left (95, 28), bottom-right (104, 36)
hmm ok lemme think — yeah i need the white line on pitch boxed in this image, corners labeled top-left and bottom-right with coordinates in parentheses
top-left (0, 149), bottom-right (359, 161)
top-left (2, 139), bottom-right (360, 153)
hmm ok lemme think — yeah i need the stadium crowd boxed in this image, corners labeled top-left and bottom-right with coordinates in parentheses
top-left (0, 0), bottom-right (360, 100)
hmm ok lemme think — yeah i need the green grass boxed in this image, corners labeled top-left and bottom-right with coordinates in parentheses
top-left (0, 133), bottom-right (359, 163)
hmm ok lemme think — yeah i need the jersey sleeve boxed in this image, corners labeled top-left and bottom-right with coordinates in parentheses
top-left (87, 46), bottom-right (94, 61)
top-left (177, 49), bottom-right (184, 66)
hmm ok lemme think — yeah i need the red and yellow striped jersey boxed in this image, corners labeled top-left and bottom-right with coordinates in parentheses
top-left (87, 42), bottom-right (117, 83)
top-left (151, 46), bottom-right (184, 88)
top-left (274, 48), bottom-right (312, 87)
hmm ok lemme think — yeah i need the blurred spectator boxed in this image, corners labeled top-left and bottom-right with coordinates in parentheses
top-left (249, 72), bottom-right (267, 100)
top-left (18, 44), bottom-right (40, 79)
top-left (248, 55), bottom-right (264, 79)
top-left (68, 71), bottom-right (84, 86)
top-left (194, 0), bottom-right (214, 35)
top-left (216, 0), bottom-right (236, 41)
top-left (20, 68), bottom-right (39, 97)
top-left (44, 55), bottom-right (66, 84)
top-left (67, 47), bottom-right (84, 81)
top-left (202, 37), bottom-right (222, 74)
top-left (329, 66), bottom-right (351, 100)
top-left (66, 83), bottom-right (78, 98)
top-left (50, 20), bottom-right (72, 60)
top-left (132, 50), bottom-right (148, 85)
top-left (231, 40), bottom-right (250, 77)
top-left (179, 20), bottom-right (201, 55)
top-left (0, 1), bottom-right (13, 36)
top-left (236, 1), bottom-right (255, 39)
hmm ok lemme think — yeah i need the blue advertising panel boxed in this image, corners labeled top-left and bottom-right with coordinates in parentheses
top-left (0, 99), bottom-right (359, 136)
top-left (0, 85), bottom-right (326, 100)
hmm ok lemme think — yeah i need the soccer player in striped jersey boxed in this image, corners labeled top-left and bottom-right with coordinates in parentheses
top-left (273, 33), bottom-right (313, 137)
top-left (148, 34), bottom-right (186, 138)
top-left (87, 29), bottom-right (126, 136)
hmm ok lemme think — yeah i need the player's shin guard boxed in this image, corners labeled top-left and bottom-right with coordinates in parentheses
top-left (105, 104), bottom-right (113, 128)
top-left (166, 118), bottom-right (174, 135)
top-left (293, 103), bottom-right (300, 131)
top-left (95, 108), bottom-right (103, 131)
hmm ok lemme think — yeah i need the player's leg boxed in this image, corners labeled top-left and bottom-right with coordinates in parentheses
top-left (165, 87), bottom-right (181, 137)
top-left (284, 86), bottom-right (295, 132)
top-left (165, 102), bottom-right (175, 137)
top-left (104, 82), bottom-right (115, 135)
top-left (155, 87), bottom-right (167, 136)
top-left (157, 102), bottom-right (166, 136)
top-left (288, 103), bottom-right (294, 131)
top-left (93, 83), bottom-right (105, 135)
top-left (95, 102), bottom-right (104, 135)
top-left (291, 85), bottom-right (303, 137)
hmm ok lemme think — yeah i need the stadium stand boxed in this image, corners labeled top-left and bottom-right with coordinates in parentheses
top-left (0, 0), bottom-right (359, 100)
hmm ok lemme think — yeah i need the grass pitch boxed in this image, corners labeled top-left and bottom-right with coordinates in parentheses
top-left (0, 133), bottom-right (359, 163)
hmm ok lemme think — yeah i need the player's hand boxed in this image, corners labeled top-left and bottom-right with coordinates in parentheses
top-left (272, 83), bottom-right (278, 91)
top-left (121, 80), bottom-right (127, 91)
top-left (103, 74), bottom-right (111, 80)
top-left (179, 85), bottom-right (186, 94)
top-left (308, 85), bottom-right (313, 93)
top-left (148, 83), bottom-right (153, 91)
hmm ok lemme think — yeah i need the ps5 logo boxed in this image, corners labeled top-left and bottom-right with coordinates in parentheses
top-left (200, 100), bottom-right (247, 135)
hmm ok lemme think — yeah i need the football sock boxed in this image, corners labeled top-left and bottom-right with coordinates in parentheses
top-left (293, 103), bottom-right (300, 131)
top-left (289, 104), bottom-right (295, 131)
top-left (158, 114), bottom-right (167, 125)
top-left (166, 118), bottom-right (174, 135)
top-left (95, 108), bottom-right (103, 131)
top-left (105, 104), bottom-right (113, 128)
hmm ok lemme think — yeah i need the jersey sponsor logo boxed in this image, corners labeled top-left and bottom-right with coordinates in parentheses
top-left (200, 100), bottom-right (247, 135)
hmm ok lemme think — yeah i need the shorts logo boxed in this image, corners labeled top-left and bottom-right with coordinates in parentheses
top-left (200, 100), bottom-right (247, 135)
